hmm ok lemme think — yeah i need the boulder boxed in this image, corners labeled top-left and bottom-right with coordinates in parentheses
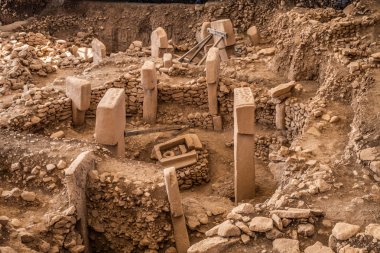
top-left (247, 26), bottom-right (260, 45)
top-left (332, 222), bottom-right (360, 240)
top-left (249, 217), bottom-right (273, 232)
top-left (365, 223), bottom-right (380, 240)
top-left (269, 81), bottom-right (295, 98)
top-left (217, 220), bottom-right (241, 237)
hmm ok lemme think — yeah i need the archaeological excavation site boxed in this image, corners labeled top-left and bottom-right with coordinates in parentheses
top-left (0, 0), bottom-right (380, 252)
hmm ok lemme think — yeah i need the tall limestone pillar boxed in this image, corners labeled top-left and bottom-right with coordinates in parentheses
top-left (141, 61), bottom-right (158, 123)
top-left (234, 87), bottom-right (256, 204)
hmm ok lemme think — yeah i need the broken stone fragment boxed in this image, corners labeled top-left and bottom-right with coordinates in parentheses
top-left (297, 223), bottom-right (315, 237)
top-left (304, 241), bottom-right (334, 253)
top-left (231, 203), bottom-right (255, 215)
top-left (217, 220), bottom-right (241, 237)
top-left (269, 81), bottom-right (295, 98)
top-left (187, 237), bottom-right (239, 253)
top-left (249, 217), bottom-right (273, 232)
top-left (270, 208), bottom-right (311, 219)
top-left (272, 238), bottom-right (300, 253)
top-left (364, 223), bottom-right (380, 240)
top-left (21, 191), bottom-right (36, 202)
top-left (332, 222), bottom-right (360, 240)
top-left (50, 130), bottom-right (65, 139)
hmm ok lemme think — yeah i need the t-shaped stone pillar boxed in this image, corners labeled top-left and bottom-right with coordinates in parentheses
top-left (91, 38), bottom-right (106, 64)
top-left (234, 87), bottom-right (256, 204)
top-left (206, 47), bottom-right (221, 116)
top-left (95, 88), bottom-right (126, 158)
top-left (164, 167), bottom-right (190, 253)
top-left (210, 19), bottom-right (236, 61)
top-left (65, 76), bottom-right (91, 127)
top-left (151, 27), bottom-right (171, 58)
top-left (141, 61), bottom-right (158, 123)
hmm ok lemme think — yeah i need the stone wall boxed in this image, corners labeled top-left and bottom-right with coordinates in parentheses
top-left (285, 98), bottom-right (309, 141)
top-left (5, 87), bottom-right (72, 131)
top-left (86, 169), bottom-right (174, 252)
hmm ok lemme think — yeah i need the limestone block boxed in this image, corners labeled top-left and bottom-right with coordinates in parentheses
top-left (247, 26), bottom-right (260, 45)
top-left (163, 53), bottom-right (173, 68)
top-left (206, 47), bottom-right (220, 84)
top-left (207, 83), bottom-right (218, 115)
top-left (66, 76), bottom-right (91, 111)
top-left (151, 27), bottom-right (169, 58)
top-left (332, 222), bottom-right (360, 241)
top-left (91, 38), bottom-right (106, 64)
top-left (234, 87), bottom-right (255, 135)
top-left (141, 61), bottom-right (157, 90)
top-left (210, 19), bottom-right (236, 47)
top-left (212, 116), bottom-right (222, 131)
top-left (273, 239), bottom-right (300, 253)
top-left (95, 88), bottom-right (126, 145)
top-left (270, 208), bottom-right (311, 219)
top-left (151, 27), bottom-right (169, 48)
top-left (269, 81), bottom-right (296, 98)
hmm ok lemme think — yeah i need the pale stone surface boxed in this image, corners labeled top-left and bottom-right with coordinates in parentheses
top-left (270, 208), bottom-right (311, 219)
top-left (370, 161), bottom-right (380, 176)
top-left (332, 222), bottom-right (360, 240)
top-left (232, 203), bottom-right (255, 215)
top-left (91, 38), bottom-right (106, 64)
top-left (141, 61), bottom-right (157, 90)
top-left (21, 191), bottom-right (36, 201)
top-left (249, 217), bottom-right (273, 232)
top-left (304, 241), bottom-right (334, 253)
top-left (0, 247), bottom-right (17, 253)
top-left (164, 167), bottom-right (190, 253)
top-left (234, 87), bottom-right (255, 135)
top-left (273, 238), bottom-right (300, 253)
top-left (163, 53), bottom-right (173, 68)
top-left (95, 88), bottom-right (126, 148)
top-left (359, 147), bottom-right (380, 161)
top-left (217, 220), bottom-right (241, 237)
top-left (234, 88), bottom-right (256, 204)
top-left (141, 61), bottom-right (158, 123)
top-left (187, 237), bottom-right (238, 253)
top-left (151, 27), bottom-right (169, 58)
top-left (297, 223), bottom-right (315, 237)
top-left (364, 223), bottom-right (380, 240)
top-left (206, 47), bottom-right (220, 84)
top-left (247, 26), bottom-right (260, 45)
top-left (272, 214), bottom-right (283, 231)
top-left (65, 76), bottom-right (91, 111)
top-left (210, 19), bottom-right (236, 47)
top-left (269, 81), bottom-right (296, 98)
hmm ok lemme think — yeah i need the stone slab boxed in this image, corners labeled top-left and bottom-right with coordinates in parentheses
top-left (269, 81), bottom-right (295, 98)
top-left (95, 88), bottom-right (126, 145)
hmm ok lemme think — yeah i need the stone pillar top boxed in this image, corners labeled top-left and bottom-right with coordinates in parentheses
top-left (65, 76), bottom-right (91, 111)
top-left (234, 87), bottom-right (255, 135)
top-left (95, 88), bottom-right (126, 145)
top-left (141, 61), bottom-right (157, 90)
top-left (151, 27), bottom-right (169, 48)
